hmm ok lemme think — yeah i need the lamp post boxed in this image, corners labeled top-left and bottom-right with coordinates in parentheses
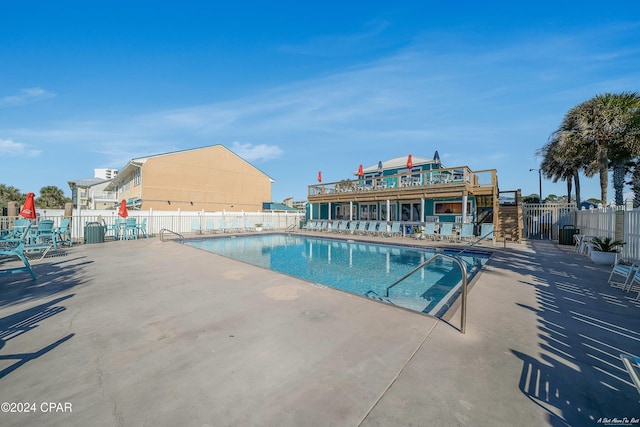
top-left (529, 168), bottom-right (542, 203)
top-left (530, 168), bottom-right (543, 239)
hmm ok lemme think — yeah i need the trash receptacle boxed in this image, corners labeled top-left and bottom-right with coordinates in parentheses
top-left (84, 222), bottom-right (105, 244)
top-left (559, 225), bottom-right (579, 245)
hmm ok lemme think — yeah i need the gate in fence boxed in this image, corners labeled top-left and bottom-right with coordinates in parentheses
top-left (523, 203), bottom-right (576, 240)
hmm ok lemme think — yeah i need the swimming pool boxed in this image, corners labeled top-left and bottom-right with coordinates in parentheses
top-left (184, 234), bottom-right (491, 316)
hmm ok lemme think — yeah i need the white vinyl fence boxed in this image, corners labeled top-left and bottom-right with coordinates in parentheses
top-left (1, 209), bottom-right (305, 243)
top-left (576, 207), bottom-right (640, 261)
top-left (523, 203), bottom-right (576, 240)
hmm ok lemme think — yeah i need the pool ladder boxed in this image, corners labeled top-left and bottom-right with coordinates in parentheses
top-left (384, 253), bottom-right (468, 334)
top-left (159, 228), bottom-right (184, 242)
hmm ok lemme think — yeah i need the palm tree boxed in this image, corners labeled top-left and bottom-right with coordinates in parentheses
top-left (37, 186), bottom-right (70, 209)
top-left (570, 92), bottom-right (640, 205)
top-left (0, 184), bottom-right (24, 209)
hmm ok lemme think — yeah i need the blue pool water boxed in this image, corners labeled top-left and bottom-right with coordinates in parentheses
top-left (185, 234), bottom-right (490, 316)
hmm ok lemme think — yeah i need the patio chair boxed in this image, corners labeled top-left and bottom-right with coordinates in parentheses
top-left (244, 219), bottom-right (255, 232)
top-left (423, 223), bottom-right (437, 240)
top-left (230, 220), bottom-right (241, 233)
top-left (104, 218), bottom-right (125, 240)
top-left (607, 259), bottom-right (638, 290)
top-left (480, 223), bottom-right (494, 244)
top-left (388, 222), bottom-right (402, 237)
top-left (54, 218), bottom-right (72, 246)
top-left (33, 219), bottom-right (57, 250)
top-left (367, 221), bottom-right (381, 235)
top-left (628, 269), bottom-right (640, 300)
top-left (219, 220), bottom-right (228, 233)
top-left (191, 219), bottom-right (202, 234)
top-left (459, 223), bottom-right (474, 242)
top-left (330, 221), bottom-right (340, 233)
top-left (136, 217), bottom-right (149, 238)
top-left (0, 222), bottom-right (36, 280)
top-left (356, 221), bottom-right (367, 235)
top-left (124, 217), bottom-right (138, 240)
top-left (338, 221), bottom-right (349, 233)
top-left (439, 223), bottom-right (454, 241)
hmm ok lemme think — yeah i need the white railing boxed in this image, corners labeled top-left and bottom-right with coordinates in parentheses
top-left (0, 209), bottom-right (305, 243)
top-left (576, 207), bottom-right (640, 261)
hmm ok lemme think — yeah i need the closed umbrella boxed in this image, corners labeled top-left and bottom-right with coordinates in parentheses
top-left (317, 171), bottom-right (322, 182)
top-left (19, 192), bottom-right (36, 219)
top-left (358, 164), bottom-right (364, 178)
top-left (406, 154), bottom-right (413, 170)
top-left (118, 200), bottom-right (129, 218)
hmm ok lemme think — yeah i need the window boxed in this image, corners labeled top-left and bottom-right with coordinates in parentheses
top-left (133, 169), bottom-right (141, 186)
top-left (435, 202), bottom-right (472, 214)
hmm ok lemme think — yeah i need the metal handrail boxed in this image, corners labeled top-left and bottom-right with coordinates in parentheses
top-left (286, 224), bottom-right (296, 232)
top-left (384, 253), bottom-right (468, 334)
top-left (455, 228), bottom-right (495, 256)
top-left (159, 228), bottom-right (184, 242)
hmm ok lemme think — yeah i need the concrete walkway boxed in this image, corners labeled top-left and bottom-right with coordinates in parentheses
top-left (0, 234), bottom-right (639, 426)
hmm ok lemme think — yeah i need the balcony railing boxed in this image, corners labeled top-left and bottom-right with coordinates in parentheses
top-left (309, 167), bottom-right (495, 197)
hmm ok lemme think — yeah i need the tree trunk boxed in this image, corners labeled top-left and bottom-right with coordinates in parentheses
top-left (574, 171), bottom-right (581, 207)
top-left (633, 161), bottom-right (640, 208)
top-left (613, 163), bottom-right (626, 206)
top-left (599, 148), bottom-right (609, 205)
top-left (566, 177), bottom-right (573, 204)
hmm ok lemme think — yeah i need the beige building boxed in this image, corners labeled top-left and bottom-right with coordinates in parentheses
top-left (106, 145), bottom-right (274, 212)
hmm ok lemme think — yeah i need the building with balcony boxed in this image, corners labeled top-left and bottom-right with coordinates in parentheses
top-left (307, 153), bottom-right (522, 241)
top-left (68, 177), bottom-right (119, 210)
top-left (105, 145), bottom-right (274, 212)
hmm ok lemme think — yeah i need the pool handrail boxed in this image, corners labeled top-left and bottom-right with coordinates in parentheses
top-left (160, 228), bottom-right (184, 242)
top-left (384, 253), bottom-right (468, 334)
top-left (455, 228), bottom-right (496, 256)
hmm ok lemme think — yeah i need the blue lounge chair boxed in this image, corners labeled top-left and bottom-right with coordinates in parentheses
top-left (440, 223), bottom-right (454, 241)
top-left (388, 222), bottom-right (402, 237)
top-left (191, 219), bottom-right (202, 234)
top-left (330, 221), bottom-right (340, 233)
top-left (423, 223), bottom-right (436, 240)
top-left (219, 220), bottom-right (228, 233)
top-left (459, 223), bottom-right (474, 242)
top-left (244, 219), bottom-right (255, 232)
top-left (338, 221), bottom-right (349, 233)
top-left (230, 220), bottom-right (241, 232)
top-left (480, 223), bottom-right (495, 244)
top-left (367, 221), bottom-right (380, 235)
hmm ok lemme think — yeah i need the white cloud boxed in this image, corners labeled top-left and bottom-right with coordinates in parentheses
top-left (231, 142), bottom-right (283, 162)
top-left (0, 138), bottom-right (42, 157)
top-left (0, 87), bottom-right (56, 108)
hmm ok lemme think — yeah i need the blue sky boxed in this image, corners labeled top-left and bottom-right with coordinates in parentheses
top-left (1, 1), bottom-right (639, 203)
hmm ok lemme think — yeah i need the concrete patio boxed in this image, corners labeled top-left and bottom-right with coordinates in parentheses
top-left (0, 233), bottom-right (639, 426)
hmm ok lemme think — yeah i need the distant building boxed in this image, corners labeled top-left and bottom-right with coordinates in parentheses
top-left (94, 168), bottom-right (119, 180)
top-left (105, 145), bottom-right (274, 211)
top-left (67, 178), bottom-right (118, 210)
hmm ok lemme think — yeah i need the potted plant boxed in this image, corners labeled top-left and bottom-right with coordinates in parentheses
top-left (413, 225), bottom-right (424, 240)
top-left (254, 223), bottom-right (263, 232)
top-left (590, 237), bottom-right (625, 265)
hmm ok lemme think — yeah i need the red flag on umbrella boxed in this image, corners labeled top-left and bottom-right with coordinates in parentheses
top-left (357, 164), bottom-right (364, 178)
top-left (118, 199), bottom-right (129, 218)
top-left (406, 154), bottom-right (413, 170)
top-left (19, 192), bottom-right (37, 219)
top-left (317, 171), bottom-right (322, 182)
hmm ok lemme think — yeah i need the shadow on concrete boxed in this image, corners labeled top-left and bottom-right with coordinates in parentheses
top-left (0, 256), bottom-right (92, 309)
top-left (0, 294), bottom-right (75, 379)
top-left (493, 241), bottom-right (640, 425)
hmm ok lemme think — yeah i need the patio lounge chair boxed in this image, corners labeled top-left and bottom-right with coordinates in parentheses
top-left (330, 221), bottom-right (340, 233)
top-left (440, 223), bottom-right (454, 241)
top-left (338, 221), bottom-right (349, 233)
top-left (33, 219), bottom-right (58, 250)
top-left (423, 223), bottom-right (436, 240)
top-left (607, 259), bottom-right (639, 290)
top-left (459, 223), bottom-right (474, 242)
top-left (388, 222), bottom-right (402, 237)
top-left (627, 269), bottom-right (640, 300)
top-left (219, 221), bottom-right (228, 233)
top-left (191, 220), bottom-right (202, 234)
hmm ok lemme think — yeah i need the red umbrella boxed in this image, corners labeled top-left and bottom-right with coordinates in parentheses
top-left (317, 171), bottom-right (322, 182)
top-left (406, 154), bottom-right (413, 170)
top-left (357, 164), bottom-right (364, 178)
top-left (19, 192), bottom-right (36, 219)
top-left (118, 199), bottom-right (129, 218)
